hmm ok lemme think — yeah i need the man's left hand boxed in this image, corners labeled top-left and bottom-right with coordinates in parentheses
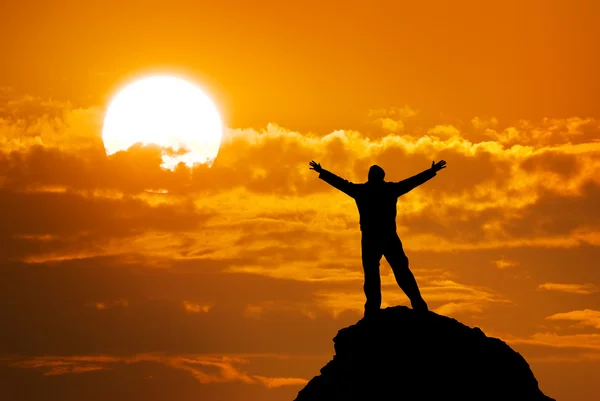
top-left (431, 160), bottom-right (447, 172)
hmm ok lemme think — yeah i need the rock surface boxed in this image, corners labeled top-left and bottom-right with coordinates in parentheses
top-left (295, 306), bottom-right (555, 401)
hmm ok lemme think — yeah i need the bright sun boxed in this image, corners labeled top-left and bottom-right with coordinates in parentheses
top-left (102, 75), bottom-right (223, 170)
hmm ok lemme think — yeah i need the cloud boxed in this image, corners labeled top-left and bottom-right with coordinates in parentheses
top-left (525, 352), bottom-right (600, 363)
top-left (1, 95), bottom-right (599, 375)
top-left (315, 276), bottom-right (505, 317)
top-left (11, 358), bottom-right (108, 376)
top-left (254, 375), bottom-right (309, 388)
top-left (471, 116), bottom-right (498, 130)
top-left (375, 117), bottom-right (404, 132)
top-left (481, 117), bottom-right (599, 147)
top-left (2, 104), bottom-right (598, 270)
top-left (243, 301), bottom-right (319, 320)
top-left (427, 124), bottom-right (461, 137)
top-left (0, 257), bottom-right (355, 356)
top-left (368, 106), bottom-right (418, 119)
top-left (0, 188), bottom-right (215, 261)
top-left (0, 100), bottom-right (599, 401)
top-left (434, 301), bottom-right (484, 316)
top-left (546, 309), bottom-right (600, 329)
top-left (494, 259), bottom-right (518, 269)
top-left (507, 333), bottom-right (600, 350)
top-left (1, 114), bottom-right (599, 267)
top-left (7, 354), bottom-right (308, 388)
top-left (0, 93), bottom-right (103, 152)
top-left (520, 149), bottom-right (581, 178)
top-left (87, 299), bottom-right (129, 310)
top-left (502, 310), bottom-right (600, 360)
top-left (538, 283), bottom-right (597, 295)
top-left (183, 301), bottom-right (213, 313)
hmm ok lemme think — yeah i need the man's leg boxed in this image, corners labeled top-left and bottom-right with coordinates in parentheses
top-left (361, 233), bottom-right (383, 316)
top-left (383, 233), bottom-right (428, 311)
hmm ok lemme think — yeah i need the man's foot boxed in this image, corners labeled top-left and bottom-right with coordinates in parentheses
top-left (411, 299), bottom-right (429, 312)
top-left (363, 308), bottom-right (380, 319)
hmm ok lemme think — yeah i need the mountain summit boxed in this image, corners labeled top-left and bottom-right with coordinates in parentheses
top-left (294, 306), bottom-right (554, 401)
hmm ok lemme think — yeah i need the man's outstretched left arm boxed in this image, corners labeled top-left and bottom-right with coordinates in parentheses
top-left (394, 160), bottom-right (446, 196)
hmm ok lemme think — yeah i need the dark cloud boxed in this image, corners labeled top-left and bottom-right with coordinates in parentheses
top-left (520, 151), bottom-right (581, 178)
top-left (0, 92), bottom-right (69, 122)
top-left (0, 358), bottom-right (305, 401)
top-left (503, 180), bottom-right (600, 238)
top-left (0, 257), bottom-right (354, 356)
top-left (0, 189), bottom-right (214, 261)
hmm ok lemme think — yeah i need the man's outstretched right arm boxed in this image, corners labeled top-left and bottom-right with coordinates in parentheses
top-left (309, 161), bottom-right (356, 198)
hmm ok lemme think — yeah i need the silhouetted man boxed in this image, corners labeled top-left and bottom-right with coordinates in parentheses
top-left (309, 159), bottom-right (447, 316)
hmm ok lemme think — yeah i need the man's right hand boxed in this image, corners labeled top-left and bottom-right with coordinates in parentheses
top-left (431, 160), bottom-right (447, 173)
top-left (309, 160), bottom-right (323, 173)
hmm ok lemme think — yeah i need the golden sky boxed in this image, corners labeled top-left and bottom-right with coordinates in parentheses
top-left (1, 1), bottom-right (600, 400)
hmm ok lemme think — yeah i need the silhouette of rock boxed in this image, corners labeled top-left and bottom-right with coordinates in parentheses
top-left (294, 306), bottom-right (554, 401)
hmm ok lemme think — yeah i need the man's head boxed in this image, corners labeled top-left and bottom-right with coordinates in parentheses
top-left (368, 165), bottom-right (385, 182)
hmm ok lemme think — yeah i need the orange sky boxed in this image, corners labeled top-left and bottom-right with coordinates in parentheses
top-left (1, 1), bottom-right (600, 400)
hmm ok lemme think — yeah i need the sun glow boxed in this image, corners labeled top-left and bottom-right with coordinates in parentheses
top-left (102, 75), bottom-right (223, 170)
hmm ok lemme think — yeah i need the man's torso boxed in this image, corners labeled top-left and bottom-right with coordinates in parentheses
top-left (354, 182), bottom-right (399, 233)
